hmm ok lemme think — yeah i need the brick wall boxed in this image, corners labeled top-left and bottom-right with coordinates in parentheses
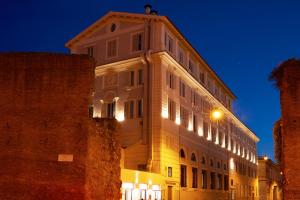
top-left (271, 59), bottom-right (300, 199)
top-left (0, 53), bottom-right (121, 200)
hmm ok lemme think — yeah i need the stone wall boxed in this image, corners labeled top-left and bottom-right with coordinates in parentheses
top-left (0, 53), bottom-right (121, 200)
top-left (270, 59), bottom-right (300, 199)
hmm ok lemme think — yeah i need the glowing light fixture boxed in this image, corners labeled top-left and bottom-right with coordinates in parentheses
top-left (230, 158), bottom-right (235, 170)
top-left (175, 117), bottom-right (181, 125)
top-left (122, 182), bottom-right (134, 189)
top-left (211, 109), bottom-right (223, 120)
top-left (264, 156), bottom-right (268, 160)
top-left (116, 112), bottom-right (125, 122)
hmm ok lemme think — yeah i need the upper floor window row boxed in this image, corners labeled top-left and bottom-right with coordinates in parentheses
top-left (163, 32), bottom-right (233, 109)
top-left (105, 33), bottom-right (144, 59)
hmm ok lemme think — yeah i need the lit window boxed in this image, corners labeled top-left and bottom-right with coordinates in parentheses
top-left (132, 33), bottom-right (143, 52)
top-left (107, 39), bottom-right (117, 58)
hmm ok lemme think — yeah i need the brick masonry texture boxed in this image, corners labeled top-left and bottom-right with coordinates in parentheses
top-left (0, 53), bottom-right (121, 200)
top-left (271, 59), bottom-right (300, 199)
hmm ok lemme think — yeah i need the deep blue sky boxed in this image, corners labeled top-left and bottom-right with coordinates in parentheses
top-left (1, 0), bottom-right (300, 160)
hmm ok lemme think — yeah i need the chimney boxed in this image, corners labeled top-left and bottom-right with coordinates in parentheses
top-left (144, 4), bottom-right (152, 14)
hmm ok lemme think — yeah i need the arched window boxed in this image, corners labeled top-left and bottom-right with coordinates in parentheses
top-left (180, 149), bottom-right (186, 158)
top-left (191, 153), bottom-right (197, 162)
top-left (201, 156), bottom-right (206, 164)
top-left (210, 159), bottom-right (214, 167)
top-left (217, 161), bottom-right (221, 169)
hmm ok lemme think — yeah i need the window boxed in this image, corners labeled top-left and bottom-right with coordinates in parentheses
top-left (179, 80), bottom-right (185, 97)
top-left (180, 165), bottom-right (187, 187)
top-left (203, 122), bottom-right (209, 139)
top-left (217, 162), bottom-right (221, 169)
top-left (106, 102), bottom-right (115, 118)
top-left (210, 159), bottom-right (214, 167)
top-left (168, 167), bottom-right (172, 177)
top-left (168, 98), bottom-right (176, 121)
top-left (211, 127), bottom-right (217, 143)
top-left (138, 69), bottom-right (143, 85)
top-left (88, 105), bottom-right (94, 118)
top-left (225, 134), bottom-right (229, 149)
top-left (202, 170), bottom-right (207, 189)
top-left (180, 149), bottom-right (185, 158)
top-left (210, 172), bottom-right (215, 189)
top-left (224, 175), bottom-right (229, 191)
top-left (107, 39), bottom-right (117, 58)
top-left (192, 168), bottom-right (198, 188)
top-left (166, 71), bottom-right (175, 89)
top-left (124, 101), bottom-right (134, 119)
top-left (137, 100), bottom-right (143, 118)
top-left (201, 156), bottom-right (206, 165)
top-left (191, 153), bottom-right (196, 162)
top-left (199, 71), bottom-right (205, 84)
top-left (189, 60), bottom-right (194, 73)
top-left (165, 33), bottom-right (173, 53)
top-left (224, 163), bottom-right (227, 170)
top-left (217, 174), bottom-right (222, 190)
top-left (178, 48), bottom-right (184, 64)
top-left (180, 106), bottom-right (188, 128)
top-left (110, 23), bottom-right (116, 32)
top-left (130, 71), bottom-right (135, 86)
top-left (132, 33), bottom-right (143, 52)
top-left (193, 115), bottom-right (197, 132)
top-left (87, 46), bottom-right (93, 57)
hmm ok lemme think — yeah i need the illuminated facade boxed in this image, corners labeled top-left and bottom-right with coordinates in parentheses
top-left (66, 6), bottom-right (260, 200)
top-left (258, 157), bottom-right (282, 200)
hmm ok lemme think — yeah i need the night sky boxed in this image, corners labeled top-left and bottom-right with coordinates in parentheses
top-left (1, 0), bottom-right (300, 161)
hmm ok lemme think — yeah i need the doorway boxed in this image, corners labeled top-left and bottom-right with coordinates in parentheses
top-left (167, 186), bottom-right (172, 200)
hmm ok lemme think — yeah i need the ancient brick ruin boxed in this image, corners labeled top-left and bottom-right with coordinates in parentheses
top-left (270, 59), bottom-right (300, 199)
top-left (0, 53), bottom-right (121, 200)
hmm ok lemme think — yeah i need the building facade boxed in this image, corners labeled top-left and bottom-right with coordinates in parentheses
top-left (258, 157), bottom-right (282, 200)
top-left (66, 7), bottom-right (260, 200)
